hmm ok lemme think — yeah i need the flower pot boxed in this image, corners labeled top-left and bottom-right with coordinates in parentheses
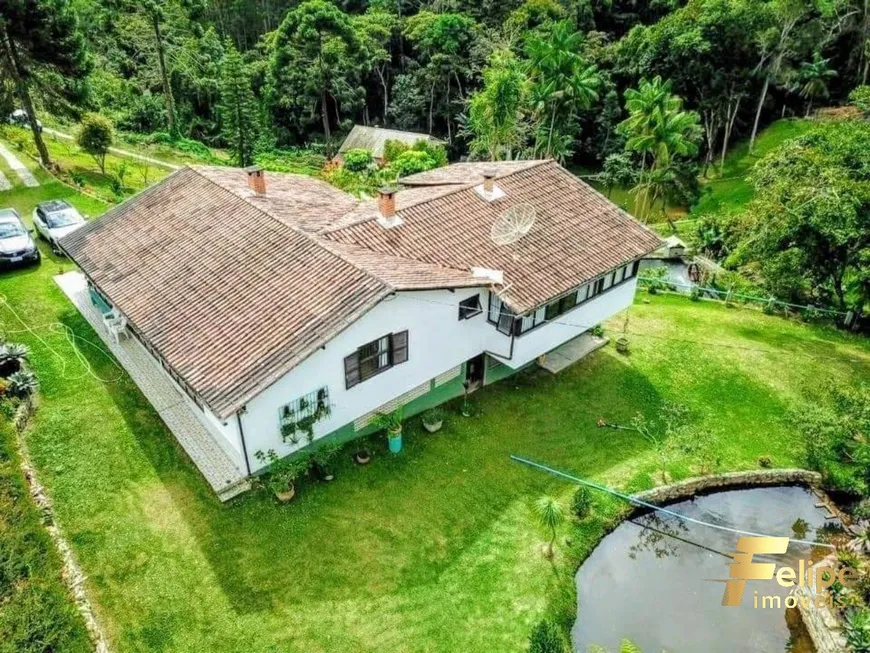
top-left (423, 419), bottom-right (442, 433)
top-left (616, 336), bottom-right (629, 354)
top-left (275, 483), bottom-right (296, 503)
top-left (388, 427), bottom-right (402, 453)
top-left (314, 462), bottom-right (334, 481)
top-left (354, 449), bottom-right (371, 465)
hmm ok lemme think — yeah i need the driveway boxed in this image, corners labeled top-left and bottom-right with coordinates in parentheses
top-left (0, 141), bottom-right (39, 187)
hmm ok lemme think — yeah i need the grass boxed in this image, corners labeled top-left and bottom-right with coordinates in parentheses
top-left (1, 168), bottom-right (869, 650)
top-left (691, 118), bottom-right (815, 219)
top-left (0, 419), bottom-right (92, 653)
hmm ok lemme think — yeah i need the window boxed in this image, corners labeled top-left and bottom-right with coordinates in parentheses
top-left (344, 331), bottom-right (408, 389)
top-left (458, 294), bottom-right (482, 320)
top-left (488, 292), bottom-right (502, 324)
top-left (497, 305), bottom-right (515, 335)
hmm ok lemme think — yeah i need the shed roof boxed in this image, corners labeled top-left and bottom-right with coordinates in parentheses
top-left (338, 125), bottom-right (444, 159)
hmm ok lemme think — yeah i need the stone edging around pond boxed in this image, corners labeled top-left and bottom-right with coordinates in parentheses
top-left (631, 468), bottom-right (823, 508)
top-left (631, 468), bottom-right (848, 653)
top-left (11, 400), bottom-right (111, 653)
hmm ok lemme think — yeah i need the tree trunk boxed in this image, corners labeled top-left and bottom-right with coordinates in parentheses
top-left (0, 23), bottom-right (51, 165)
top-left (376, 66), bottom-right (389, 124)
top-left (547, 102), bottom-right (557, 157)
top-left (152, 13), bottom-right (177, 137)
top-left (320, 89), bottom-right (331, 140)
top-left (749, 75), bottom-right (770, 153)
top-left (720, 95), bottom-right (742, 169)
top-left (428, 81), bottom-right (435, 134)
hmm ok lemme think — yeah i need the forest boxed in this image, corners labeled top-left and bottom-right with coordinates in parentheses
top-left (2, 0), bottom-right (870, 311)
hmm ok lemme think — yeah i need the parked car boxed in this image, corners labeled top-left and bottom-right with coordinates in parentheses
top-left (32, 200), bottom-right (86, 252)
top-left (7, 109), bottom-right (42, 133)
top-left (0, 209), bottom-right (40, 268)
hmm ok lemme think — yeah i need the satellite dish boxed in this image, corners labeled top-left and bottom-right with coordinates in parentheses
top-left (490, 204), bottom-right (536, 246)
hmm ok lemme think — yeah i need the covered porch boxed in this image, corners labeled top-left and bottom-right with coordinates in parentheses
top-left (55, 271), bottom-right (250, 502)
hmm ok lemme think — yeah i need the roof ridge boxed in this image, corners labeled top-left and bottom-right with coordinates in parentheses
top-left (324, 238), bottom-right (484, 280)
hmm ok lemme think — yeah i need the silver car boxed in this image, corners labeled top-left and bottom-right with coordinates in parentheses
top-left (0, 209), bottom-right (40, 268)
top-left (33, 200), bottom-right (86, 252)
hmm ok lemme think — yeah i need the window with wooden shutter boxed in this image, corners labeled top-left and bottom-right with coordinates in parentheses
top-left (344, 352), bottom-right (361, 389)
top-left (391, 330), bottom-right (408, 364)
top-left (344, 330), bottom-right (409, 389)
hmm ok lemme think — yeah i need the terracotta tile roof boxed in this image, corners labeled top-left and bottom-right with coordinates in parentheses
top-left (325, 160), bottom-right (662, 314)
top-left (60, 167), bottom-right (390, 419)
top-left (60, 159), bottom-right (659, 417)
top-left (338, 125), bottom-right (444, 159)
top-left (399, 160), bottom-right (546, 186)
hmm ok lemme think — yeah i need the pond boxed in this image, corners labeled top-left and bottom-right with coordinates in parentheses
top-left (572, 486), bottom-right (837, 653)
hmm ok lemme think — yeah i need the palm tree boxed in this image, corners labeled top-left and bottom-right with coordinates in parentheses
top-left (619, 77), bottom-right (699, 218)
top-left (534, 495), bottom-right (565, 558)
top-left (526, 21), bottom-right (601, 160)
top-left (798, 53), bottom-right (837, 117)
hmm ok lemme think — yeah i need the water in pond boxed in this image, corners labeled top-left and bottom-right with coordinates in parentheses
top-left (573, 486), bottom-right (837, 653)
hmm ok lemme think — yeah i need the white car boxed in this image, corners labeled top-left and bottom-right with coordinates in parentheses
top-left (32, 200), bottom-right (86, 252)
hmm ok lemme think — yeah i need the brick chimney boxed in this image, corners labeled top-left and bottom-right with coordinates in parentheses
top-left (245, 165), bottom-right (266, 196)
top-left (482, 168), bottom-right (497, 195)
top-left (378, 187), bottom-right (396, 219)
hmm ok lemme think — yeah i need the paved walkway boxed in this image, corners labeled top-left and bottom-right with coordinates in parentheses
top-left (0, 171), bottom-right (11, 191)
top-left (539, 333), bottom-right (609, 374)
top-left (0, 142), bottom-right (39, 187)
top-left (44, 128), bottom-right (180, 171)
top-left (55, 271), bottom-right (250, 501)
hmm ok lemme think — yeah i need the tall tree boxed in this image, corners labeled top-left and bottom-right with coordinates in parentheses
top-left (466, 50), bottom-right (528, 160)
top-left (218, 43), bottom-right (259, 166)
top-left (748, 0), bottom-right (810, 151)
top-left (526, 20), bottom-right (601, 160)
top-left (0, 0), bottom-right (89, 165)
top-left (354, 8), bottom-right (398, 125)
top-left (404, 11), bottom-right (478, 142)
top-left (142, 1), bottom-right (178, 136)
top-left (619, 77), bottom-right (700, 218)
top-left (268, 0), bottom-right (361, 141)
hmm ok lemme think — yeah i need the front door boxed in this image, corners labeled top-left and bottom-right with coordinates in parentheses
top-left (465, 354), bottom-right (485, 391)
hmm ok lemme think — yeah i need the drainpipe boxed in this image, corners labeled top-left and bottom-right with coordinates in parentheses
top-left (236, 408), bottom-right (252, 476)
top-left (485, 329), bottom-right (515, 362)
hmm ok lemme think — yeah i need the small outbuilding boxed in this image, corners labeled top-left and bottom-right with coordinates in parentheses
top-left (337, 125), bottom-right (444, 164)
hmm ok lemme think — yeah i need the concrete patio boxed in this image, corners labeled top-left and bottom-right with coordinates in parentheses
top-left (55, 271), bottom-right (250, 502)
top-left (538, 332), bottom-right (609, 374)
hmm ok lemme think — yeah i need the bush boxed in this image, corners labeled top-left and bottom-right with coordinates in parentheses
top-left (758, 456), bottom-right (772, 469)
top-left (343, 148), bottom-right (374, 172)
top-left (850, 85), bottom-right (870, 116)
top-left (422, 407), bottom-right (445, 424)
top-left (255, 148), bottom-right (325, 175)
top-left (388, 150), bottom-right (437, 177)
top-left (854, 498), bottom-right (870, 521)
top-left (528, 619), bottom-right (568, 653)
top-left (76, 112), bottom-right (114, 174)
top-left (846, 607), bottom-right (870, 653)
top-left (570, 485), bottom-right (593, 518)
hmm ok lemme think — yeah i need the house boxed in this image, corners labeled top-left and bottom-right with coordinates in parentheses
top-left (337, 125), bottom-right (445, 164)
top-left (59, 160), bottom-right (660, 498)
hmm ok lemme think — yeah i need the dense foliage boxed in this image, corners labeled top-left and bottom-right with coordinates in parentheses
top-left (1, 0), bottom-right (866, 161)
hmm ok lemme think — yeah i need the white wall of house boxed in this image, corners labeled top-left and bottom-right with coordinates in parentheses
top-left (508, 278), bottom-right (638, 368)
top-left (238, 271), bottom-right (640, 473)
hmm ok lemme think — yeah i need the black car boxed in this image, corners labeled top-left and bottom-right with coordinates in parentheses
top-left (0, 209), bottom-right (40, 268)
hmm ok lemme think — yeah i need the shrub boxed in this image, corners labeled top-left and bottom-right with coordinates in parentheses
top-left (528, 619), bottom-right (568, 653)
top-left (591, 324), bottom-right (604, 337)
top-left (854, 498), bottom-right (870, 521)
top-left (342, 148), bottom-right (374, 172)
top-left (7, 371), bottom-right (37, 399)
top-left (642, 266), bottom-right (670, 295)
top-left (758, 456), bottom-right (772, 469)
top-left (850, 85), bottom-right (870, 116)
top-left (570, 485), bottom-right (593, 518)
top-left (689, 285), bottom-right (701, 302)
top-left (76, 112), bottom-right (114, 174)
top-left (388, 150), bottom-right (437, 177)
top-left (846, 607), bottom-right (870, 653)
top-left (422, 407), bottom-right (445, 424)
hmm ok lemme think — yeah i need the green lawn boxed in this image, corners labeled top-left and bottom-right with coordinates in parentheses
top-left (1, 168), bottom-right (869, 651)
top-left (691, 118), bottom-right (815, 218)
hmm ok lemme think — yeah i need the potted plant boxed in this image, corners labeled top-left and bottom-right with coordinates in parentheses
top-left (616, 314), bottom-right (630, 354)
top-left (354, 445), bottom-right (372, 465)
top-left (254, 449), bottom-right (307, 503)
top-left (422, 407), bottom-right (444, 433)
top-left (373, 407), bottom-right (403, 454)
top-left (310, 441), bottom-right (340, 481)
